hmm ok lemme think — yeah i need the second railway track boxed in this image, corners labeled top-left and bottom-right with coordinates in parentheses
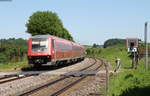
top-left (0, 73), bottom-right (39, 85)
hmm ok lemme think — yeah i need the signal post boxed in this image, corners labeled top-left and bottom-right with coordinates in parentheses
top-left (126, 38), bottom-right (139, 69)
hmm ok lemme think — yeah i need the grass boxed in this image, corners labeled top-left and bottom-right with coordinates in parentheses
top-left (87, 44), bottom-right (150, 96)
top-left (87, 44), bottom-right (131, 69)
top-left (0, 60), bottom-right (28, 71)
top-left (109, 59), bottom-right (150, 96)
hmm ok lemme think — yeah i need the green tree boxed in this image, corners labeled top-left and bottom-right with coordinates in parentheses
top-left (62, 28), bottom-right (74, 41)
top-left (0, 38), bottom-right (28, 63)
top-left (104, 38), bottom-right (125, 48)
top-left (26, 11), bottom-right (74, 41)
top-left (92, 43), bottom-right (98, 48)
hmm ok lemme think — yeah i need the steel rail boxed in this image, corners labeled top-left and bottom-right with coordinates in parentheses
top-left (19, 58), bottom-right (97, 96)
top-left (0, 74), bottom-right (20, 80)
top-left (0, 77), bottom-right (26, 84)
top-left (50, 61), bottom-right (102, 96)
top-left (0, 74), bottom-right (39, 85)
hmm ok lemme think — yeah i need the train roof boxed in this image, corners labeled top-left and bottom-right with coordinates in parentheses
top-left (31, 35), bottom-right (50, 38)
top-left (31, 35), bottom-right (71, 42)
top-left (31, 35), bottom-right (84, 47)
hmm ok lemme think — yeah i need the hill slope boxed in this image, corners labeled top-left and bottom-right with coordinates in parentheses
top-left (86, 44), bottom-right (150, 96)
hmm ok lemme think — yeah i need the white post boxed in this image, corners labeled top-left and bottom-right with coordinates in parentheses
top-left (145, 22), bottom-right (148, 71)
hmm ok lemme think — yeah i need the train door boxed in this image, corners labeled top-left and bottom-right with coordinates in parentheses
top-left (52, 39), bottom-right (56, 61)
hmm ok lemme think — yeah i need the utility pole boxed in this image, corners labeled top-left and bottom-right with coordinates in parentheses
top-left (145, 22), bottom-right (148, 71)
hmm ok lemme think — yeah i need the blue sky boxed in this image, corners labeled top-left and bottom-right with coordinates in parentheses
top-left (0, 0), bottom-right (150, 45)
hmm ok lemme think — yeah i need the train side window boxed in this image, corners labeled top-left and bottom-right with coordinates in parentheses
top-left (52, 39), bottom-right (55, 49)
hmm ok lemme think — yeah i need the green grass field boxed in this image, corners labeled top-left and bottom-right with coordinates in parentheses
top-left (0, 60), bottom-right (28, 71)
top-left (87, 44), bottom-right (150, 96)
top-left (109, 59), bottom-right (150, 96)
top-left (87, 44), bottom-right (131, 69)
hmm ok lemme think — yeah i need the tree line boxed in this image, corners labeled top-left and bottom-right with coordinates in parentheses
top-left (86, 43), bottom-right (102, 56)
top-left (103, 38), bottom-right (125, 48)
top-left (0, 38), bottom-right (27, 63)
top-left (86, 39), bottom-right (126, 56)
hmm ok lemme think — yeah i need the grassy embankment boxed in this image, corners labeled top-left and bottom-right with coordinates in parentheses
top-left (0, 60), bottom-right (28, 72)
top-left (86, 44), bottom-right (150, 96)
top-left (87, 44), bottom-right (131, 69)
top-left (0, 38), bottom-right (28, 71)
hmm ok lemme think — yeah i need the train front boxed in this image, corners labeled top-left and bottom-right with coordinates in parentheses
top-left (27, 35), bottom-right (51, 67)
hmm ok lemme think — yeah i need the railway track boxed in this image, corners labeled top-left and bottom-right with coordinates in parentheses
top-left (0, 74), bottom-right (39, 85)
top-left (0, 58), bottom-right (95, 86)
top-left (19, 58), bottom-right (103, 96)
top-left (51, 61), bottom-right (102, 96)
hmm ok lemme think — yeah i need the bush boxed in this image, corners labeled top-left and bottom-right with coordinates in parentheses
top-left (0, 38), bottom-right (27, 63)
top-left (0, 53), bottom-right (7, 63)
top-left (104, 39), bottom-right (125, 48)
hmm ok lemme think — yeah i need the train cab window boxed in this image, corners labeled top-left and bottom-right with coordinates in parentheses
top-left (32, 38), bottom-right (48, 52)
top-left (130, 42), bottom-right (135, 47)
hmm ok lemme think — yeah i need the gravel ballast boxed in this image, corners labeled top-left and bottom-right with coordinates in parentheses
top-left (0, 58), bottom-right (97, 96)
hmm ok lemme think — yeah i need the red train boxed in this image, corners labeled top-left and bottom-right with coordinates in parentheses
top-left (27, 35), bottom-right (85, 67)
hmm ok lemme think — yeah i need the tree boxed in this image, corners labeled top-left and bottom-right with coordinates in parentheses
top-left (0, 38), bottom-right (28, 63)
top-left (93, 43), bottom-right (99, 48)
top-left (26, 11), bottom-right (74, 41)
top-left (62, 28), bottom-right (74, 41)
top-left (104, 39), bottom-right (125, 48)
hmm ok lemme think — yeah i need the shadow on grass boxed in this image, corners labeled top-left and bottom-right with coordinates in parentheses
top-left (119, 86), bottom-right (150, 96)
top-left (21, 61), bottom-right (80, 71)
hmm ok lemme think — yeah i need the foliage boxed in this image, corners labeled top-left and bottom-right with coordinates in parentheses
top-left (26, 11), bottom-right (74, 41)
top-left (88, 41), bottom-right (150, 96)
top-left (138, 43), bottom-right (150, 58)
top-left (86, 46), bottom-right (103, 56)
top-left (85, 39), bottom-right (150, 96)
top-left (104, 38), bottom-right (125, 48)
top-left (109, 59), bottom-right (150, 96)
top-left (92, 43), bottom-right (100, 48)
top-left (0, 61), bottom-right (28, 71)
top-left (0, 38), bottom-right (27, 63)
top-left (0, 53), bottom-right (7, 62)
top-left (87, 44), bottom-right (131, 69)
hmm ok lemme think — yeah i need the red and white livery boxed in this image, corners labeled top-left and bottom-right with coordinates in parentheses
top-left (28, 35), bottom-right (85, 67)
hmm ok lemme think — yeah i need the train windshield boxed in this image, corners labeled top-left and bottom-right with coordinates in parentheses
top-left (32, 38), bottom-right (48, 52)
